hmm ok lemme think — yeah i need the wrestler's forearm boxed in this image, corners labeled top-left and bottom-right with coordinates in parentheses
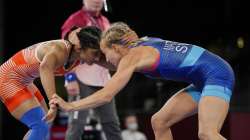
top-left (70, 66), bottom-right (135, 111)
top-left (40, 67), bottom-right (56, 100)
top-left (70, 89), bottom-right (111, 111)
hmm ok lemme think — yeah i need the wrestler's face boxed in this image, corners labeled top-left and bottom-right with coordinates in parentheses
top-left (84, 0), bottom-right (104, 12)
top-left (100, 40), bottom-right (123, 66)
top-left (79, 48), bottom-right (102, 65)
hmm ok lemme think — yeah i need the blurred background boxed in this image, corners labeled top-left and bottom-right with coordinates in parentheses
top-left (0, 0), bottom-right (250, 139)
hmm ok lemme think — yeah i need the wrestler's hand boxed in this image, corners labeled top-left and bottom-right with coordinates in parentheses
top-left (42, 103), bottom-right (57, 123)
top-left (50, 94), bottom-right (74, 112)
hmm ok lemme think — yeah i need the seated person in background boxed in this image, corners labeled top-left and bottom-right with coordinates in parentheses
top-left (122, 114), bottom-right (147, 140)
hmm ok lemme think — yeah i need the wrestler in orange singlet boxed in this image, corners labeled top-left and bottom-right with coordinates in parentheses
top-left (0, 26), bottom-right (102, 140)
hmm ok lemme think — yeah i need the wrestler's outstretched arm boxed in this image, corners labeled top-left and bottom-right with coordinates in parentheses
top-left (49, 51), bottom-right (140, 112)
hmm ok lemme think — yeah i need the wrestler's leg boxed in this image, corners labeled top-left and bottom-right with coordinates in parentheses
top-left (198, 85), bottom-right (231, 140)
top-left (151, 85), bottom-right (200, 140)
top-left (6, 87), bottom-right (49, 140)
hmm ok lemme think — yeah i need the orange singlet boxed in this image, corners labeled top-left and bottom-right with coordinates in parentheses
top-left (0, 40), bottom-right (79, 112)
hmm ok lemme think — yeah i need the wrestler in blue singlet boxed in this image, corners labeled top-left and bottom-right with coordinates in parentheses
top-left (132, 37), bottom-right (235, 102)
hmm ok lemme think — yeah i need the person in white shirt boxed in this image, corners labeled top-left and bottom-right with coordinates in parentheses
top-left (122, 115), bottom-right (147, 140)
